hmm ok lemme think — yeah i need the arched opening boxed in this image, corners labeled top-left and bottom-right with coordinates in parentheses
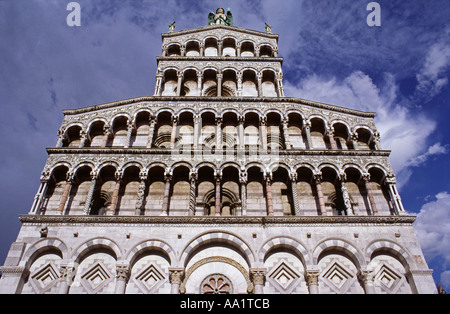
top-left (154, 111), bottom-right (173, 148)
top-left (333, 123), bottom-right (351, 150)
top-left (287, 112), bottom-right (306, 149)
top-left (262, 70), bottom-right (277, 97)
top-left (271, 167), bottom-right (294, 215)
top-left (204, 38), bottom-right (218, 56)
top-left (169, 165), bottom-right (191, 216)
top-left (246, 166), bottom-right (266, 216)
top-left (162, 69), bottom-right (178, 96)
top-left (86, 121), bottom-right (106, 147)
top-left (241, 41), bottom-right (255, 57)
top-left (62, 125), bottom-right (82, 147)
top-left (242, 70), bottom-right (258, 96)
top-left (223, 38), bottom-right (236, 57)
top-left (196, 166), bottom-right (216, 216)
top-left (111, 116), bottom-right (129, 147)
top-left (186, 41), bottom-right (200, 57)
top-left (167, 44), bottom-right (181, 56)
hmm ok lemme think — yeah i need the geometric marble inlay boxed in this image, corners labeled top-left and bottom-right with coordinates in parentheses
top-left (268, 261), bottom-right (301, 293)
top-left (31, 263), bottom-right (60, 294)
top-left (374, 264), bottom-right (402, 294)
top-left (134, 264), bottom-right (166, 294)
top-left (80, 262), bottom-right (112, 294)
top-left (321, 262), bottom-right (355, 293)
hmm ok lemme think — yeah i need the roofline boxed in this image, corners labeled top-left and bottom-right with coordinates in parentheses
top-left (162, 24), bottom-right (279, 41)
top-left (62, 96), bottom-right (376, 118)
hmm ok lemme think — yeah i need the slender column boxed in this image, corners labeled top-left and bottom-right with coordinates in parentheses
top-left (290, 172), bottom-right (300, 215)
top-left (146, 116), bottom-right (156, 148)
top-left (385, 176), bottom-right (406, 215)
top-left (180, 45), bottom-right (186, 57)
top-left (305, 269), bottom-right (320, 294)
top-left (260, 116), bottom-right (268, 150)
top-left (362, 173), bottom-right (378, 215)
top-left (161, 174), bottom-right (172, 216)
top-left (124, 120), bottom-right (134, 148)
top-left (56, 129), bottom-right (64, 147)
top-left (373, 131), bottom-right (382, 150)
top-left (238, 115), bottom-right (245, 149)
top-left (216, 72), bottom-right (223, 97)
top-left (314, 173), bottom-right (327, 216)
top-left (176, 71), bottom-right (183, 96)
top-left (169, 268), bottom-right (185, 294)
top-left (257, 72), bottom-right (263, 97)
top-left (30, 177), bottom-right (49, 214)
top-left (236, 42), bottom-right (241, 57)
top-left (193, 114), bottom-right (201, 149)
top-left (250, 268), bottom-right (266, 294)
top-left (214, 175), bottom-right (221, 216)
top-left (170, 115), bottom-right (178, 149)
top-left (135, 172), bottom-right (147, 215)
top-left (358, 269), bottom-right (376, 294)
top-left (340, 172), bottom-right (353, 216)
top-left (108, 171), bottom-right (122, 215)
top-left (217, 40), bottom-right (223, 56)
top-left (348, 132), bottom-right (357, 150)
top-left (58, 263), bottom-right (75, 294)
top-left (265, 174), bottom-right (274, 216)
top-left (282, 118), bottom-right (292, 149)
top-left (197, 71), bottom-right (203, 96)
top-left (115, 262), bottom-right (130, 294)
top-left (189, 172), bottom-right (197, 216)
top-left (327, 126), bottom-right (337, 149)
top-left (154, 71), bottom-right (163, 96)
top-left (236, 71), bottom-right (243, 96)
top-left (58, 173), bottom-right (74, 213)
top-left (101, 125), bottom-right (111, 148)
top-left (79, 130), bottom-right (88, 148)
top-left (304, 120), bottom-right (313, 149)
top-left (276, 71), bottom-right (284, 97)
top-left (216, 117), bottom-right (222, 155)
top-left (240, 172), bottom-right (248, 216)
top-left (84, 171), bottom-right (98, 215)
top-left (199, 43), bottom-right (205, 57)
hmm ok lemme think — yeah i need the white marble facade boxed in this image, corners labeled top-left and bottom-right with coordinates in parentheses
top-left (0, 10), bottom-right (437, 294)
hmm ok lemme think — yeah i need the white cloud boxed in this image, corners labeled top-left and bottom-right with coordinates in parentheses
top-left (284, 71), bottom-right (438, 189)
top-left (415, 192), bottom-right (450, 290)
top-left (415, 33), bottom-right (450, 101)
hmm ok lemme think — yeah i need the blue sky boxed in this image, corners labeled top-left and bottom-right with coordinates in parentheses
top-left (0, 0), bottom-right (449, 291)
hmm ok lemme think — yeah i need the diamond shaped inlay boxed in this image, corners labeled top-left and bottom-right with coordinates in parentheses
top-left (374, 264), bottom-right (402, 293)
top-left (321, 262), bottom-right (355, 293)
top-left (31, 263), bottom-right (60, 293)
top-left (135, 264), bottom-right (166, 293)
top-left (80, 262), bottom-right (112, 294)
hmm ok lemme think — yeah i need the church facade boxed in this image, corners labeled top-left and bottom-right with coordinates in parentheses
top-left (0, 9), bottom-right (437, 294)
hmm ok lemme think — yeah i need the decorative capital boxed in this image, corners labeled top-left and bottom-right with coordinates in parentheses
top-left (116, 264), bottom-right (130, 282)
top-left (169, 268), bottom-right (185, 285)
top-left (250, 268), bottom-right (266, 286)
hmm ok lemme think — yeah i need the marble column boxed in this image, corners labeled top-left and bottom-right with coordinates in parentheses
top-left (282, 118), bottom-right (292, 149)
top-left (101, 125), bottom-right (111, 148)
top-left (314, 173), bottom-right (327, 216)
top-left (189, 172), bottom-right (197, 216)
top-left (58, 173), bottom-right (74, 213)
top-left (108, 170), bottom-right (122, 215)
top-left (362, 173), bottom-right (378, 215)
top-left (290, 172), bottom-right (301, 215)
top-left (169, 268), bottom-right (185, 294)
top-left (265, 174), bottom-right (274, 216)
top-left (304, 120), bottom-right (313, 149)
top-left (84, 171), bottom-right (98, 215)
top-left (216, 72), bottom-right (223, 97)
top-left (170, 116), bottom-right (178, 149)
top-left (115, 262), bottom-right (130, 294)
top-left (305, 269), bottom-right (320, 294)
top-left (250, 268), bottom-right (266, 294)
top-left (146, 116), bottom-right (156, 148)
top-left (161, 174), bottom-right (172, 216)
top-left (214, 175), bottom-right (221, 216)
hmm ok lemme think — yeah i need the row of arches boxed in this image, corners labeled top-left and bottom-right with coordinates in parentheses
top-left (156, 68), bottom-right (282, 97)
top-left (32, 160), bottom-right (404, 217)
top-left (163, 37), bottom-right (278, 58)
top-left (59, 109), bottom-right (380, 152)
top-left (18, 232), bottom-right (420, 294)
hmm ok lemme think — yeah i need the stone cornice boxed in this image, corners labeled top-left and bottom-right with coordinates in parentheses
top-left (161, 24), bottom-right (279, 40)
top-left (46, 147), bottom-right (391, 157)
top-left (157, 56), bottom-right (284, 64)
top-left (62, 96), bottom-right (376, 118)
top-left (19, 215), bottom-right (416, 226)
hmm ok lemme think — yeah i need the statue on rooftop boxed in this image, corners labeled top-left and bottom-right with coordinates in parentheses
top-left (208, 8), bottom-right (233, 26)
